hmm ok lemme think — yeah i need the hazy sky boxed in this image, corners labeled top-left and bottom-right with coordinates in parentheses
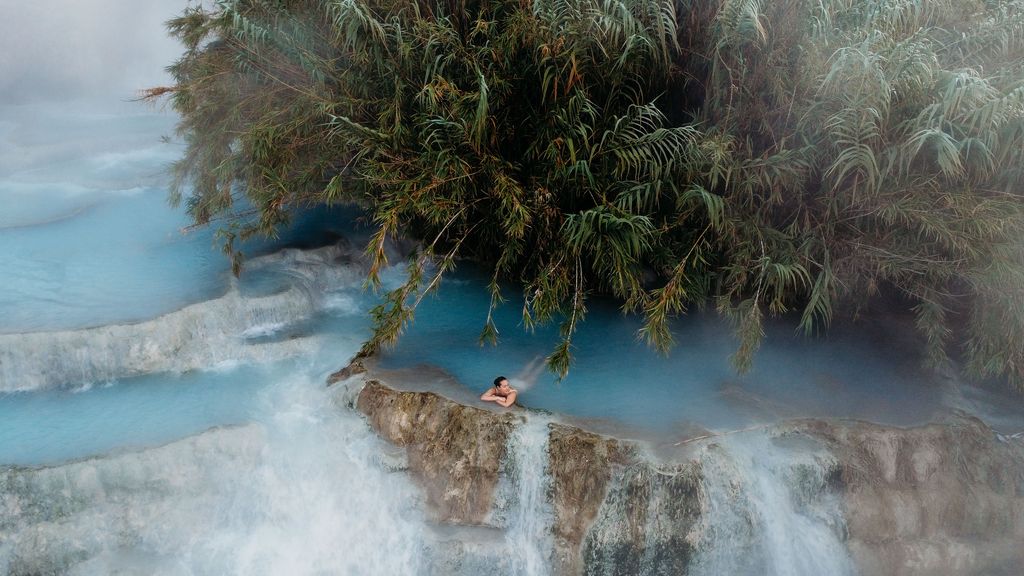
top-left (0, 0), bottom-right (189, 104)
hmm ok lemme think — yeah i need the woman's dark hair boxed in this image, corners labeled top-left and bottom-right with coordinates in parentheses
top-left (493, 376), bottom-right (508, 387)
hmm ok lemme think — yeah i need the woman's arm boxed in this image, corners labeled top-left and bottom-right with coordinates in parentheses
top-left (480, 388), bottom-right (500, 402)
top-left (494, 390), bottom-right (517, 407)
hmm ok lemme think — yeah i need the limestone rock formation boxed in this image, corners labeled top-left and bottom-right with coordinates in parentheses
top-left (348, 375), bottom-right (710, 574)
top-left (793, 417), bottom-right (1024, 576)
top-left (546, 424), bottom-right (630, 574)
top-left (0, 425), bottom-right (265, 575)
top-left (355, 380), bottom-right (515, 524)
top-left (344, 367), bottom-right (1024, 576)
top-left (544, 424), bottom-right (704, 575)
top-left (579, 459), bottom-right (703, 576)
top-left (327, 358), bottom-right (366, 385)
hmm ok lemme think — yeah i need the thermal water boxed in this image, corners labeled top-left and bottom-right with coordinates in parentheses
top-left (0, 243), bottom-right (367, 392)
top-left (1, 373), bottom-right (430, 576)
top-left (0, 95), bottom-right (434, 574)
top-left (378, 267), bottom-right (956, 433)
top-left (0, 100), bottom-right (363, 333)
top-left (3, 12), bottom-right (1021, 572)
top-left (0, 102), bottom-right (218, 332)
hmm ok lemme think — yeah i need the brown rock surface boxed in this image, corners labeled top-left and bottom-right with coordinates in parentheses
top-left (326, 358), bottom-right (366, 385)
top-left (355, 380), bottom-right (515, 524)
top-left (796, 416), bottom-right (1024, 576)
top-left (547, 424), bottom-right (632, 574)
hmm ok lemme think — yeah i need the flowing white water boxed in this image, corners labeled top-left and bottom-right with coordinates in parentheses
top-left (0, 289), bottom-right (315, 392)
top-left (505, 415), bottom-right (555, 576)
top-left (0, 244), bottom-right (365, 392)
top-left (690, 433), bottom-right (854, 576)
top-left (4, 8), bottom-right (1018, 568)
top-left (1, 373), bottom-right (428, 576)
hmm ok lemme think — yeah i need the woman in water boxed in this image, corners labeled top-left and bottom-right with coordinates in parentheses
top-left (480, 376), bottom-right (517, 407)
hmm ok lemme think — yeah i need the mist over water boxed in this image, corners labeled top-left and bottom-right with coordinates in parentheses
top-left (0, 0), bottom-right (182, 105)
top-left (0, 6), bottom-right (441, 570)
top-left (2, 373), bottom-right (430, 576)
top-left (3, 3), bottom-right (1023, 574)
top-left (0, 50), bottom-right (209, 329)
top-left (377, 268), bottom-right (984, 434)
top-left (691, 434), bottom-right (854, 576)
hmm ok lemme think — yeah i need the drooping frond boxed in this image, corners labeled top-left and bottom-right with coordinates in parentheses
top-left (158, 0), bottom-right (1024, 386)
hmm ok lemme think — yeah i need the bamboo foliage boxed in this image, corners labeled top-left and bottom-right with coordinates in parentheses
top-left (157, 0), bottom-right (1024, 385)
top-left (672, 0), bottom-right (1024, 383)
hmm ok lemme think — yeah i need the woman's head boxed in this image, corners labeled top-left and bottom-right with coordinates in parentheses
top-left (493, 376), bottom-right (509, 392)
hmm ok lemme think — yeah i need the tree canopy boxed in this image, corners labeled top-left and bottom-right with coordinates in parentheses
top-left (154, 0), bottom-right (1024, 384)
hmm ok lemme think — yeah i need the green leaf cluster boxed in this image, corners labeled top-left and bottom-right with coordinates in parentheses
top-left (156, 0), bottom-right (1024, 385)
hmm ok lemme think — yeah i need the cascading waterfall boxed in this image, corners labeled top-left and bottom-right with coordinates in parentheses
top-left (7, 4), bottom-right (1024, 572)
top-left (505, 415), bottom-right (555, 576)
top-left (690, 432), bottom-right (855, 576)
top-left (0, 244), bottom-right (365, 392)
top-left (0, 373), bottom-right (429, 576)
top-left (0, 425), bottom-right (267, 575)
top-left (0, 289), bottom-right (315, 392)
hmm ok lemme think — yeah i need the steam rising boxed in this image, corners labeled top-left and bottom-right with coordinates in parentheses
top-left (0, 0), bottom-right (184, 104)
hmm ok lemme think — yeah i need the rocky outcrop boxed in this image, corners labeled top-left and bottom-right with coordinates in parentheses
top-left (345, 371), bottom-right (1024, 576)
top-left (348, 376), bottom-right (712, 574)
top-left (546, 424), bottom-right (631, 574)
top-left (355, 380), bottom-right (515, 524)
top-left (545, 424), bottom-right (703, 575)
top-left (579, 458), bottom-right (703, 576)
top-left (327, 358), bottom-right (366, 385)
top-left (794, 417), bottom-right (1024, 576)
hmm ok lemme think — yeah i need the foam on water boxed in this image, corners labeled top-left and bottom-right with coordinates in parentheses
top-left (690, 433), bottom-right (854, 576)
top-left (1, 373), bottom-right (428, 576)
top-left (0, 243), bottom-right (370, 392)
top-left (505, 415), bottom-right (555, 576)
top-left (240, 321), bottom-right (290, 339)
